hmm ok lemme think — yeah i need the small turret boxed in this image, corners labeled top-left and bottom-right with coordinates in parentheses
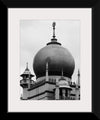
top-left (55, 69), bottom-right (72, 100)
top-left (20, 63), bottom-right (34, 100)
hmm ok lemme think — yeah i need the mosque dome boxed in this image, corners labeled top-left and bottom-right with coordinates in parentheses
top-left (33, 22), bottom-right (75, 79)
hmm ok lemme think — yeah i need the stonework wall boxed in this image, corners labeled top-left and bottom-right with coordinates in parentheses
top-left (28, 83), bottom-right (55, 100)
top-left (29, 92), bottom-right (54, 100)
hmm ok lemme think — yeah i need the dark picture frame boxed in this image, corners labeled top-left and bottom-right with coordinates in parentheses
top-left (1, 0), bottom-right (100, 119)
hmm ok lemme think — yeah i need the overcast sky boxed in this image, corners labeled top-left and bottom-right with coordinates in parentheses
top-left (20, 20), bottom-right (80, 82)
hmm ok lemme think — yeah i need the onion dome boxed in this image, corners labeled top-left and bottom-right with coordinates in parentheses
top-left (58, 70), bottom-right (72, 89)
top-left (33, 22), bottom-right (75, 79)
top-left (58, 80), bottom-right (71, 89)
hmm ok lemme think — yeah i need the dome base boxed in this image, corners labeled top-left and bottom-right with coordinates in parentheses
top-left (47, 41), bottom-right (61, 46)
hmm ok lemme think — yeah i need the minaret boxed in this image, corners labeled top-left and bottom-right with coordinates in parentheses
top-left (46, 62), bottom-right (49, 81)
top-left (20, 63), bottom-right (34, 100)
top-left (76, 69), bottom-right (80, 88)
top-left (75, 69), bottom-right (80, 100)
top-left (77, 69), bottom-right (80, 87)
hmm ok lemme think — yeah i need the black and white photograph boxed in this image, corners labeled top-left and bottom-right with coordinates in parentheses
top-left (20, 20), bottom-right (80, 100)
top-left (8, 8), bottom-right (92, 112)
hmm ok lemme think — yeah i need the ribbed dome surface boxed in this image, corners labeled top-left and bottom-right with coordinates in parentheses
top-left (33, 42), bottom-right (75, 78)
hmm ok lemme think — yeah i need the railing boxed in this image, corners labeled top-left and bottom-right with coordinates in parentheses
top-left (49, 78), bottom-right (56, 83)
top-left (20, 80), bottom-right (34, 84)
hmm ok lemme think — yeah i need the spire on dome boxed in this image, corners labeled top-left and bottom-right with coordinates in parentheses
top-left (52, 22), bottom-right (56, 39)
top-left (47, 22), bottom-right (61, 45)
top-left (51, 22), bottom-right (57, 42)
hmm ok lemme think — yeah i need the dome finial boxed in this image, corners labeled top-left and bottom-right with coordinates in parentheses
top-left (47, 22), bottom-right (61, 45)
top-left (52, 22), bottom-right (56, 39)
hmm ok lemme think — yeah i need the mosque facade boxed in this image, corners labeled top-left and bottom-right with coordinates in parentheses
top-left (20, 22), bottom-right (80, 100)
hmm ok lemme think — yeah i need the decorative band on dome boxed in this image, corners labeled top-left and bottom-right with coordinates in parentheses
top-left (47, 41), bottom-right (61, 45)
